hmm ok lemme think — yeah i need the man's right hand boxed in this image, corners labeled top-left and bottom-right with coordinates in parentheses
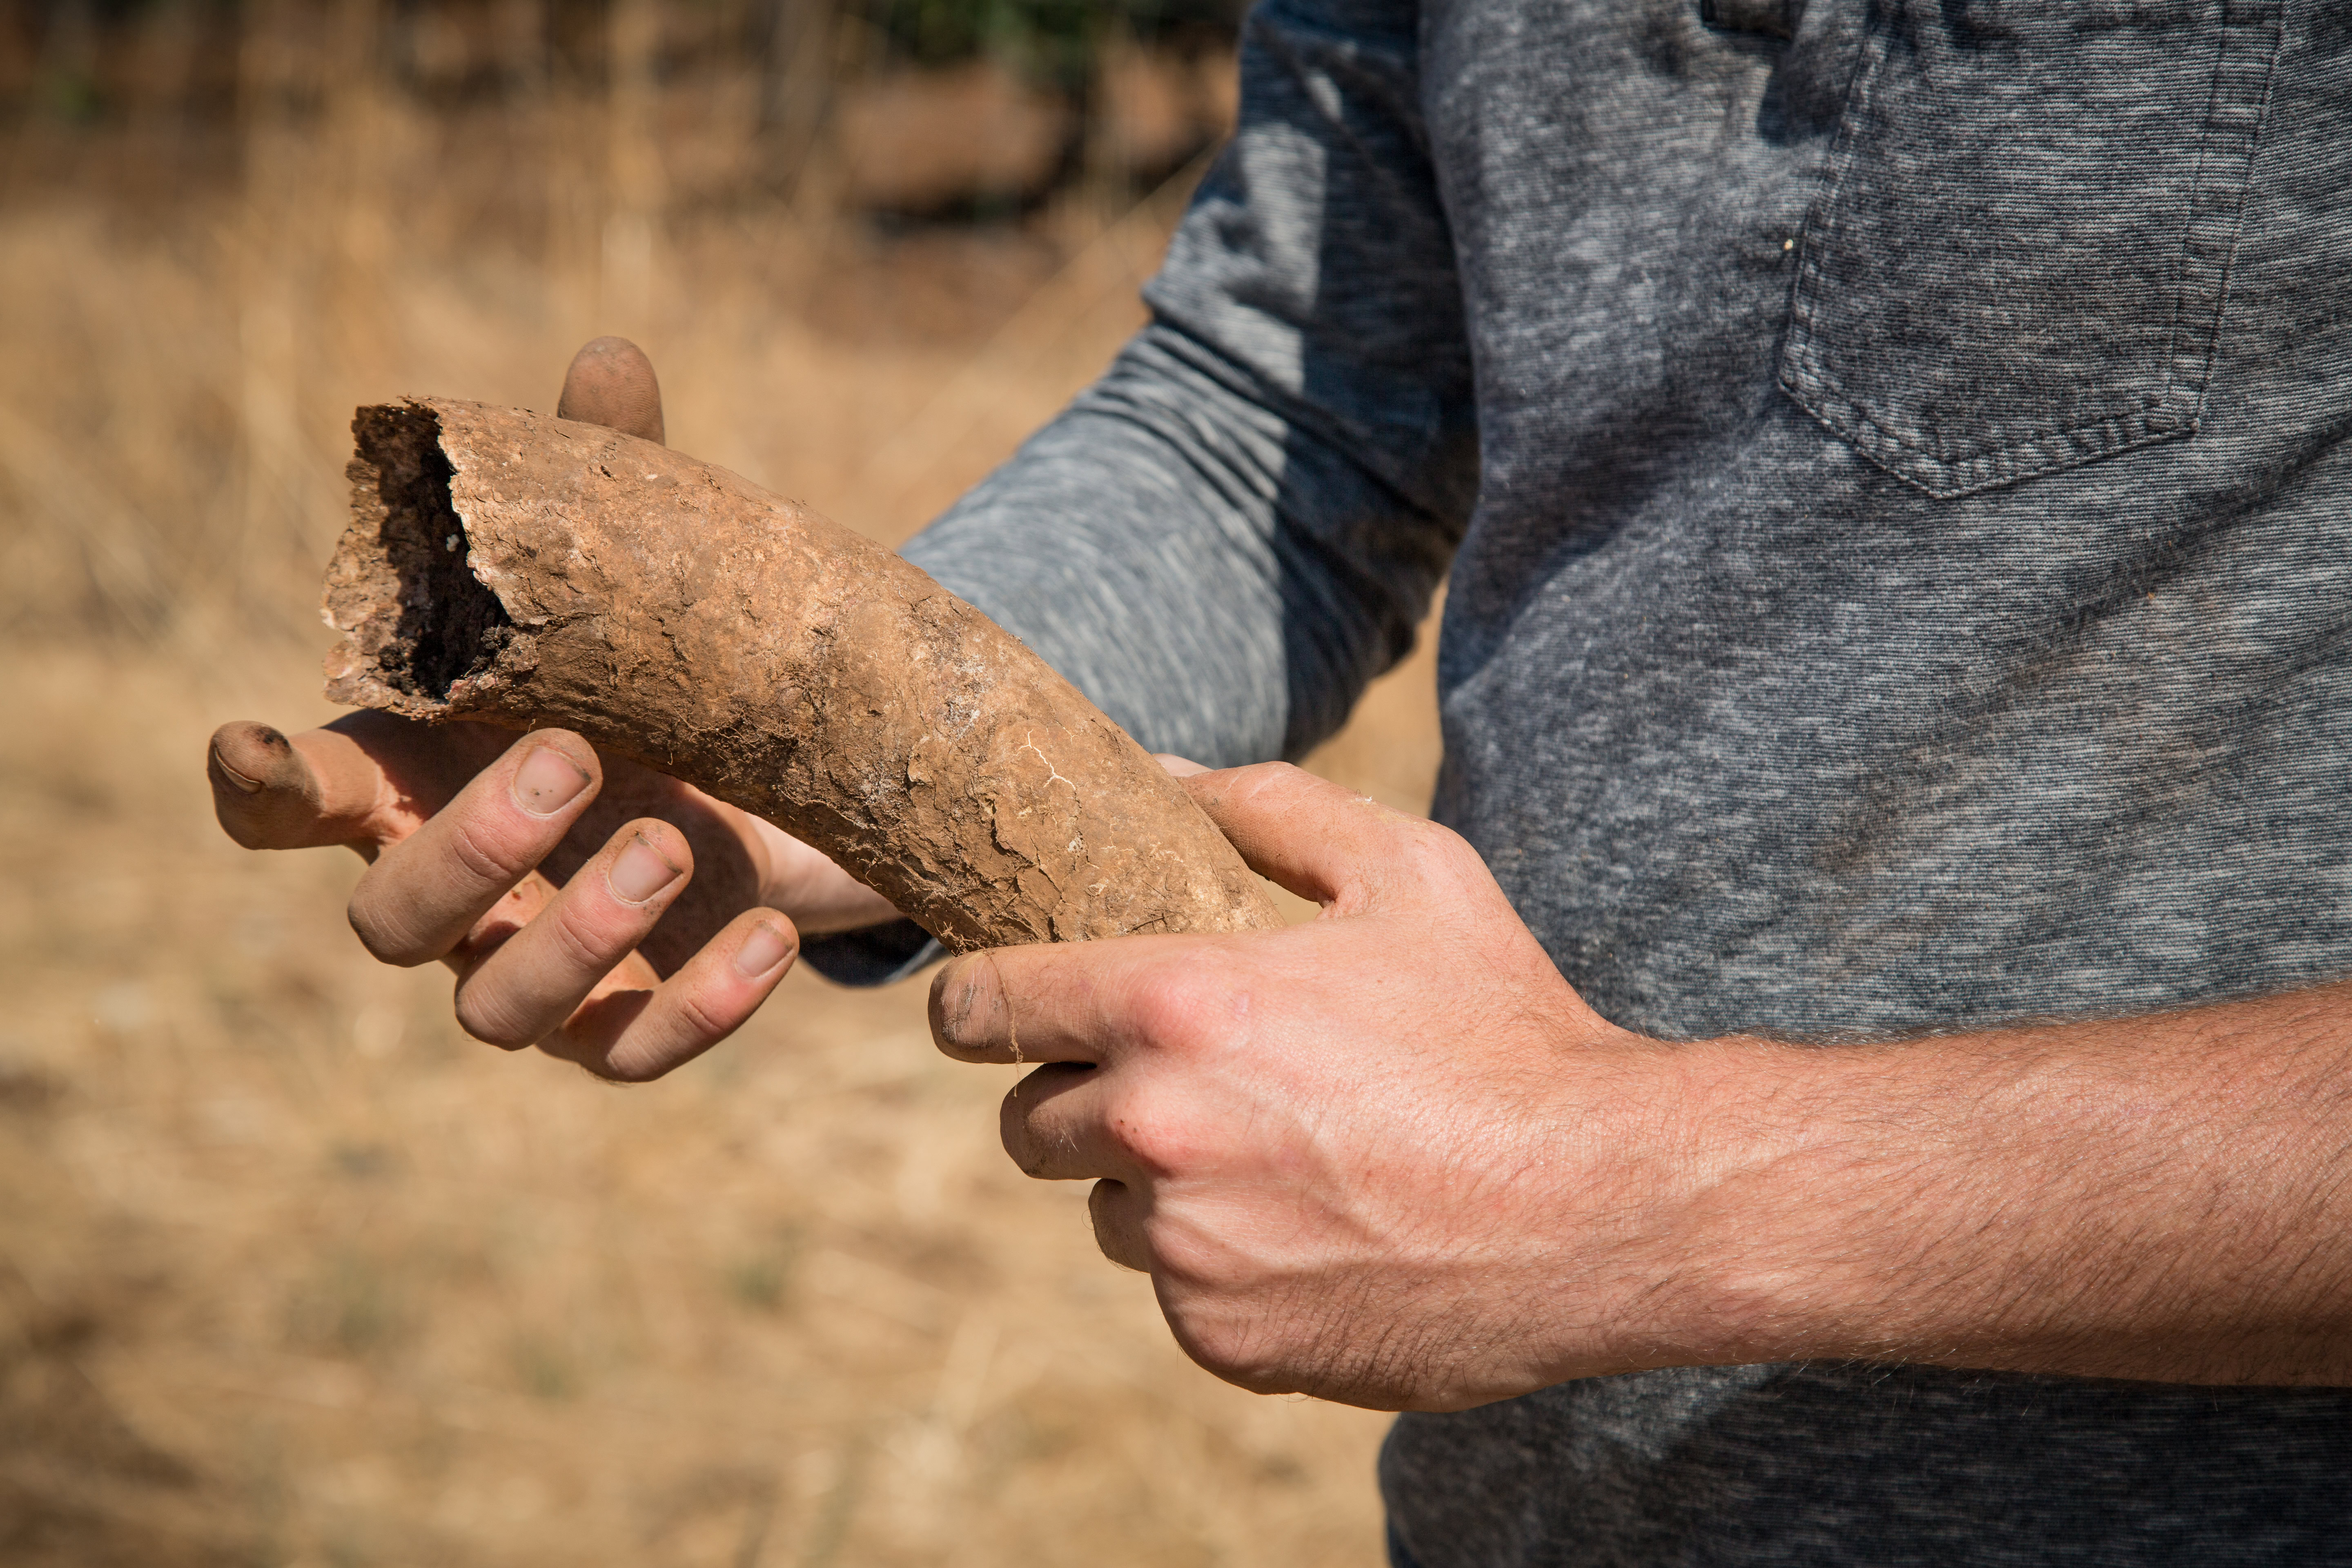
top-left (205, 338), bottom-right (902, 1082)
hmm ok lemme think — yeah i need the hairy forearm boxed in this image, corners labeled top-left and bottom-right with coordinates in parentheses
top-left (1666, 982), bottom-right (2352, 1385)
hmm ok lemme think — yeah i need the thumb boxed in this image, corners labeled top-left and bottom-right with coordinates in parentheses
top-left (556, 336), bottom-right (665, 445)
top-left (207, 721), bottom-right (388, 851)
top-left (1176, 762), bottom-right (1417, 909)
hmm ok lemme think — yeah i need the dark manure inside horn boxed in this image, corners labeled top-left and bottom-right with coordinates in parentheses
top-left (352, 403), bottom-right (516, 699)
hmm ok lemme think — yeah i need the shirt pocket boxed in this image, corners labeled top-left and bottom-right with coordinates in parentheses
top-left (1778, 0), bottom-right (2284, 499)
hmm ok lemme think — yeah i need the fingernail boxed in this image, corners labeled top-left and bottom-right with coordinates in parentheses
top-left (511, 746), bottom-right (591, 816)
top-left (212, 751), bottom-right (264, 792)
top-left (940, 958), bottom-right (992, 1045)
top-left (733, 921), bottom-right (793, 978)
top-left (209, 723), bottom-right (294, 792)
top-left (608, 834), bottom-right (684, 903)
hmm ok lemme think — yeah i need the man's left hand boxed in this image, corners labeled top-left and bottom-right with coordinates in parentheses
top-left (929, 762), bottom-right (1711, 1412)
top-left (936, 761), bottom-right (2352, 1404)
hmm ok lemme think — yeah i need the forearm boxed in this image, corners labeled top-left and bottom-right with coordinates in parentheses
top-left (904, 323), bottom-right (1461, 766)
top-left (902, 0), bottom-right (1475, 764)
top-left (1662, 983), bottom-right (2352, 1385)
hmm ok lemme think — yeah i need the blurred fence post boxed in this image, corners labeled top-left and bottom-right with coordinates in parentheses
top-left (233, 0), bottom-right (302, 621)
top-left (757, 0), bottom-right (836, 198)
top-left (603, 0), bottom-right (664, 337)
top-left (1078, 7), bottom-right (1129, 223)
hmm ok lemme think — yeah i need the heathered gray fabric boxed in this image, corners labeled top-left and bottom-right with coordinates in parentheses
top-left (818, 0), bottom-right (2352, 1558)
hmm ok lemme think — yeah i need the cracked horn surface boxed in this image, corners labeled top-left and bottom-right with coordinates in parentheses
top-left (321, 396), bottom-right (1284, 950)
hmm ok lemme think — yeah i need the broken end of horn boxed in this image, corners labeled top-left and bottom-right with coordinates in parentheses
top-left (321, 399), bottom-right (530, 722)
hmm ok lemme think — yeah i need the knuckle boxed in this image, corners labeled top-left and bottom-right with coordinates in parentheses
top-left (589, 989), bottom-right (726, 1082)
top-left (1106, 1097), bottom-right (1193, 1177)
top-left (595, 1045), bottom-right (669, 1085)
top-left (346, 888), bottom-right (435, 967)
top-left (1393, 819), bottom-right (1457, 872)
top-left (1233, 760), bottom-right (1304, 804)
top-left (1123, 960), bottom-right (1236, 1057)
top-left (445, 818), bottom-right (532, 888)
top-left (669, 987), bottom-right (735, 1052)
top-left (545, 897), bottom-right (626, 976)
top-left (999, 1091), bottom-right (1045, 1174)
top-left (451, 980), bottom-right (537, 1050)
top-left (1001, 1080), bottom-right (1087, 1177)
top-left (1424, 820), bottom-right (1484, 875)
top-left (1380, 819), bottom-right (1480, 898)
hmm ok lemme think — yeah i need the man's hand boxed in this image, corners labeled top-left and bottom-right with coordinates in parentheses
top-left (932, 762), bottom-right (2352, 1409)
top-left (930, 762), bottom-right (1697, 1410)
top-left (208, 338), bottom-right (901, 1081)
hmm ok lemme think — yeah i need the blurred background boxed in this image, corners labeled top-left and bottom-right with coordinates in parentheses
top-left (0, 0), bottom-right (1443, 1561)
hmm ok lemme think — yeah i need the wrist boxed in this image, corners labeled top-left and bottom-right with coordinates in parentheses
top-left (1499, 1022), bottom-right (1820, 1384)
top-left (1642, 1033), bottom-right (2079, 1375)
top-left (753, 821), bottom-right (905, 936)
top-left (1619, 1034), bottom-right (1865, 1372)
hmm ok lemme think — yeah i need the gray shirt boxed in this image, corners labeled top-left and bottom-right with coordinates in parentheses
top-left (817, 0), bottom-right (2352, 1559)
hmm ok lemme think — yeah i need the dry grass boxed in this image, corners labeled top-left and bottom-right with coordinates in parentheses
top-left (0, 42), bottom-right (1440, 1568)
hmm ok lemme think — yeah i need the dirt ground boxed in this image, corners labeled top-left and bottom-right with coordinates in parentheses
top-left (0, 76), bottom-right (1443, 1568)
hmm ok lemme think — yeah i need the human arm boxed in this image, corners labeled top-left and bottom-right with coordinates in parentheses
top-left (800, 0), bottom-right (1479, 976)
top-left (932, 761), bottom-right (2352, 1410)
top-left (901, 0), bottom-right (1475, 768)
top-left (212, 0), bottom-right (1477, 1054)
